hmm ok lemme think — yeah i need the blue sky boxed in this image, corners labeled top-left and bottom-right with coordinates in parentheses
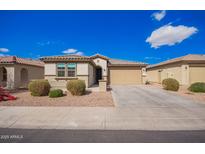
top-left (0, 10), bottom-right (205, 64)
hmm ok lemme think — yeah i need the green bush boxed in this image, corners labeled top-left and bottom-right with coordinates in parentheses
top-left (162, 78), bottom-right (179, 91)
top-left (188, 82), bottom-right (205, 93)
top-left (28, 79), bottom-right (51, 96)
top-left (67, 80), bottom-right (86, 96)
top-left (49, 89), bottom-right (64, 98)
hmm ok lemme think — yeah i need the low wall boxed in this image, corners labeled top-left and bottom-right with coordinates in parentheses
top-left (99, 80), bottom-right (107, 92)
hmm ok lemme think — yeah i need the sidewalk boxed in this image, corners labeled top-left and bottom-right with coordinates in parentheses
top-left (1, 106), bottom-right (205, 130)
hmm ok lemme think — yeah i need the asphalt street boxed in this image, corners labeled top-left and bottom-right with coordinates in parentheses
top-left (1, 128), bottom-right (205, 143)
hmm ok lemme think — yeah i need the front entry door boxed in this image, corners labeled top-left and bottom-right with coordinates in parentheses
top-left (96, 68), bottom-right (102, 83)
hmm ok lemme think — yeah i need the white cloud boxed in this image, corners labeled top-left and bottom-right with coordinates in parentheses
top-left (0, 48), bottom-right (9, 52)
top-left (146, 24), bottom-right (198, 48)
top-left (75, 51), bottom-right (84, 56)
top-left (62, 48), bottom-right (77, 54)
top-left (152, 10), bottom-right (166, 21)
top-left (62, 48), bottom-right (84, 56)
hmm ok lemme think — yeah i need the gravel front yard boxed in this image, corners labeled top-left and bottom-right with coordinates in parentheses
top-left (0, 90), bottom-right (114, 107)
top-left (177, 86), bottom-right (205, 102)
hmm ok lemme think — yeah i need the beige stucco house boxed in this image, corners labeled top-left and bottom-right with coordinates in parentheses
top-left (0, 56), bottom-right (44, 89)
top-left (40, 54), bottom-right (147, 89)
top-left (146, 54), bottom-right (205, 85)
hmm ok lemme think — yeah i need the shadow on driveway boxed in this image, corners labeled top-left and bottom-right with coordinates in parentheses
top-left (1, 128), bottom-right (205, 143)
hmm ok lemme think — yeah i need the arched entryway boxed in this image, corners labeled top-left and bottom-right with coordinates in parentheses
top-left (0, 67), bottom-right (7, 87)
top-left (20, 68), bottom-right (28, 87)
top-left (96, 66), bottom-right (102, 84)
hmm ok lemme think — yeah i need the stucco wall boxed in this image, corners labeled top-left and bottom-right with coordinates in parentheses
top-left (93, 58), bottom-right (108, 77)
top-left (181, 65), bottom-right (189, 85)
top-left (45, 75), bottom-right (90, 89)
top-left (45, 76), bottom-right (68, 90)
top-left (77, 63), bottom-right (89, 75)
top-left (76, 63), bottom-right (90, 87)
top-left (45, 63), bottom-right (56, 75)
top-left (146, 69), bottom-right (160, 83)
top-left (45, 63), bottom-right (90, 76)
top-left (14, 64), bottom-right (44, 88)
top-left (44, 62), bottom-right (91, 89)
top-left (88, 63), bottom-right (95, 86)
top-left (147, 64), bottom-right (183, 84)
top-left (0, 65), bottom-right (15, 89)
top-left (190, 66), bottom-right (205, 84)
top-left (160, 66), bottom-right (182, 83)
top-left (147, 62), bottom-right (195, 85)
top-left (6, 66), bottom-right (15, 89)
top-left (0, 64), bottom-right (43, 89)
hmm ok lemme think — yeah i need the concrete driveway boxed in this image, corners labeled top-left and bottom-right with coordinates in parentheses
top-left (109, 85), bottom-right (205, 130)
top-left (111, 85), bottom-right (205, 108)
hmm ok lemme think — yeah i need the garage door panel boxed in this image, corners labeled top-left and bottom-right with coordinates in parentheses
top-left (109, 67), bottom-right (142, 85)
top-left (190, 67), bottom-right (205, 83)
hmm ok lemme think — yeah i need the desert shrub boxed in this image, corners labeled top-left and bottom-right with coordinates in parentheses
top-left (188, 82), bottom-right (205, 93)
top-left (67, 80), bottom-right (86, 96)
top-left (145, 80), bottom-right (150, 85)
top-left (49, 89), bottom-right (64, 98)
top-left (28, 79), bottom-right (51, 96)
top-left (162, 78), bottom-right (179, 91)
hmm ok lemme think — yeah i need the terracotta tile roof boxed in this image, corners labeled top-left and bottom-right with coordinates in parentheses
top-left (108, 58), bottom-right (147, 66)
top-left (147, 54), bottom-right (205, 69)
top-left (41, 54), bottom-right (147, 66)
top-left (0, 56), bottom-right (44, 67)
top-left (40, 54), bottom-right (91, 61)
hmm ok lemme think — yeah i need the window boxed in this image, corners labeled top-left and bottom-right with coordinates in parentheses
top-left (56, 63), bottom-right (76, 77)
top-left (67, 63), bottom-right (76, 77)
top-left (57, 63), bottom-right (65, 77)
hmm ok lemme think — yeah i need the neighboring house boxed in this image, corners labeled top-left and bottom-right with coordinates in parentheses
top-left (0, 56), bottom-right (44, 89)
top-left (40, 54), bottom-right (147, 89)
top-left (146, 54), bottom-right (205, 85)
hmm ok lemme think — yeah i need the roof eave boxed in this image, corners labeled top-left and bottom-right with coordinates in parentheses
top-left (0, 62), bottom-right (15, 65)
top-left (147, 59), bottom-right (205, 69)
top-left (186, 60), bottom-right (205, 64)
top-left (108, 64), bottom-right (147, 67)
top-left (41, 58), bottom-right (96, 66)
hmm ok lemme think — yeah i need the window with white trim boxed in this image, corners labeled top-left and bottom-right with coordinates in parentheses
top-left (57, 63), bottom-right (65, 77)
top-left (67, 63), bottom-right (76, 77)
top-left (56, 63), bottom-right (76, 77)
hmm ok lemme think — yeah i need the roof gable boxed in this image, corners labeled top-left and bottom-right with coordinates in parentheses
top-left (90, 54), bottom-right (109, 60)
